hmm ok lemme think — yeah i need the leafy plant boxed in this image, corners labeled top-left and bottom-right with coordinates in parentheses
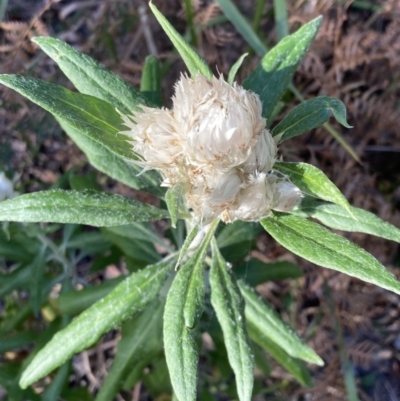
top-left (1, 3), bottom-right (400, 400)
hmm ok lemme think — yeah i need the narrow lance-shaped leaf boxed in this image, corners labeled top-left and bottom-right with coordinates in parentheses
top-left (140, 54), bottom-right (163, 107)
top-left (210, 239), bottom-right (254, 401)
top-left (164, 219), bottom-right (219, 401)
top-left (247, 322), bottom-right (312, 386)
top-left (30, 250), bottom-right (47, 316)
top-left (175, 224), bottom-right (200, 270)
top-left (58, 120), bottom-right (162, 195)
top-left (215, 0), bottom-right (267, 57)
top-left (243, 16), bottom-right (322, 121)
top-left (0, 75), bottom-right (130, 157)
top-left (292, 198), bottom-right (400, 243)
top-left (274, 161), bottom-right (352, 215)
top-left (149, 2), bottom-right (213, 79)
top-left (32, 36), bottom-right (151, 114)
top-left (261, 213), bottom-right (400, 295)
top-left (272, 97), bottom-right (352, 142)
top-left (95, 300), bottom-right (164, 401)
top-left (239, 280), bottom-right (323, 365)
top-left (234, 259), bottom-right (303, 286)
top-left (0, 190), bottom-right (168, 226)
top-left (56, 277), bottom-right (125, 316)
top-left (19, 257), bottom-right (175, 389)
top-left (227, 53), bottom-right (248, 85)
top-left (0, 74), bottom-right (161, 193)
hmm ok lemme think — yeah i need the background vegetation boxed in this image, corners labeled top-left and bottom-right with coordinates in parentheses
top-left (0, 0), bottom-right (399, 400)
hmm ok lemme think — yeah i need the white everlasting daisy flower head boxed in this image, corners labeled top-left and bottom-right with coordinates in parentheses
top-left (121, 74), bottom-right (302, 223)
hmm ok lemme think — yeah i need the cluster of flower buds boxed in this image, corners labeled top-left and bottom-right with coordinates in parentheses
top-left (121, 74), bottom-right (302, 223)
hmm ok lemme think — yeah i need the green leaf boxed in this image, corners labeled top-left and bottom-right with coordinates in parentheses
top-left (19, 257), bottom-right (175, 389)
top-left (102, 225), bottom-right (161, 265)
top-left (272, 97), bottom-right (352, 142)
top-left (227, 53), bottom-right (248, 85)
top-left (32, 36), bottom-right (150, 114)
top-left (95, 300), bottom-right (164, 401)
top-left (292, 198), bottom-right (400, 243)
top-left (149, 2), bottom-right (213, 79)
top-left (0, 190), bottom-right (168, 226)
top-left (239, 281), bottom-right (323, 366)
top-left (217, 221), bottom-right (261, 249)
top-left (0, 75), bottom-right (161, 194)
top-left (0, 75), bottom-right (129, 158)
top-left (140, 55), bottom-right (163, 107)
top-left (252, 342), bottom-right (271, 376)
top-left (217, 221), bottom-right (262, 264)
top-left (30, 251), bottom-right (47, 316)
top-left (273, 0), bottom-right (289, 40)
top-left (215, 0), bottom-right (267, 57)
top-left (164, 219), bottom-right (219, 401)
top-left (42, 362), bottom-right (70, 401)
top-left (66, 231), bottom-right (111, 256)
top-left (101, 222), bottom-right (173, 252)
top-left (0, 265), bottom-right (31, 298)
top-left (235, 259), bottom-right (303, 286)
top-left (261, 213), bottom-right (400, 294)
top-left (58, 120), bottom-right (161, 195)
top-left (56, 277), bottom-right (125, 316)
top-left (210, 239), bottom-right (254, 401)
top-left (175, 224), bottom-right (200, 269)
top-left (274, 162), bottom-right (352, 214)
top-left (165, 183), bottom-right (185, 228)
top-left (247, 322), bottom-right (312, 386)
top-left (243, 16), bottom-right (322, 121)
top-left (0, 331), bottom-right (34, 353)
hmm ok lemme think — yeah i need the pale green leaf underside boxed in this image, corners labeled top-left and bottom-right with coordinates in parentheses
top-left (272, 96), bottom-right (352, 142)
top-left (149, 2), bottom-right (213, 79)
top-left (19, 258), bottom-right (174, 388)
top-left (274, 161), bottom-right (352, 214)
top-left (292, 198), bottom-right (400, 243)
top-left (261, 213), bottom-right (400, 295)
top-left (32, 36), bottom-right (150, 114)
top-left (243, 16), bottom-right (322, 121)
top-left (210, 240), bottom-right (254, 401)
top-left (239, 281), bottom-right (323, 366)
top-left (0, 190), bottom-right (168, 226)
top-left (164, 220), bottom-right (218, 401)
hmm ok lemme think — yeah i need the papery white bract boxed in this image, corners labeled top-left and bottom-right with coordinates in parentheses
top-left (121, 74), bottom-right (302, 223)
